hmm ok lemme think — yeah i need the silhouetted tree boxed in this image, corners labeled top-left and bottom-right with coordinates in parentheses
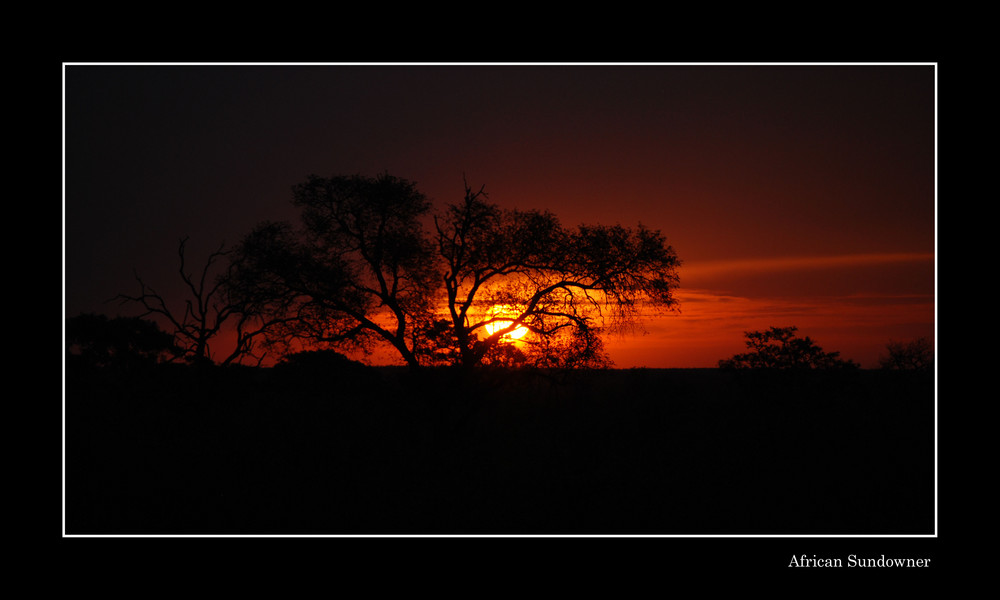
top-left (66, 313), bottom-right (180, 368)
top-left (434, 181), bottom-right (679, 369)
top-left (117, 237), bottom-right (279, 366)
top-left (718, 326), bottom-right (858, 370)
top-left (228, 174), bottom-right (681, 369)
top-left (227, 174), bottom-right (438, 369)
top-left (879, 337), bottom-right (933, 371)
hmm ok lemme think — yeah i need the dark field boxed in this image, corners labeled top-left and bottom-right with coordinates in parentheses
top-left (64, 363), bottom-right (935, 535)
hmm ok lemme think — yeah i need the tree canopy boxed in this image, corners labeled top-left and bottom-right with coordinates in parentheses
top-left (225, 173), bottom-right (682, 369)
top-left (434, 182), bottom-right (679, 368)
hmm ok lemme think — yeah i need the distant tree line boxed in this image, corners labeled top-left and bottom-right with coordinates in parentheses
top-left (717, 326), bottom-right (932, 371)
top-left (68, 309), bottom-right (933, 375)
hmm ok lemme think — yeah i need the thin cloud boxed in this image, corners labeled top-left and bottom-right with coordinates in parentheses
top-left (661, 288), bottom-right (934, 326)
top-left (684, 252), bottom-right (934, 279)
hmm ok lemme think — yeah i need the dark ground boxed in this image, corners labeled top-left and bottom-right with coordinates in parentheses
top-left (64, 362), bottom-right (935, 536)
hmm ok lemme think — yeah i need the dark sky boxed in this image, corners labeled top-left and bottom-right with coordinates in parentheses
top-left (63, 63), bottom-right (935, 368)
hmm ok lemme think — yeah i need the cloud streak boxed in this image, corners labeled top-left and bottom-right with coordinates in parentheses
top-left (682, 252), bottom-right (934, 280)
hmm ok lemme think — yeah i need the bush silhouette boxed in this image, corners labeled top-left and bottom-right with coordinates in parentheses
top-left (66, 313), bottom-right (180, 368)
top-left (274, 349), bottom-right (366, 372)
top-left (879, 337), bottom-right (933, 371)
top-left (718, 326), bottom-right (858, 370)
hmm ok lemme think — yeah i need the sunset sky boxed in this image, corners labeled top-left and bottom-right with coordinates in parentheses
top-left (63, 63), bottom-right (936, 368)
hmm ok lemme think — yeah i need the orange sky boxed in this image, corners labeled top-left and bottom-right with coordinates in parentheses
top-left (606, 252), bottom-right (935, 368)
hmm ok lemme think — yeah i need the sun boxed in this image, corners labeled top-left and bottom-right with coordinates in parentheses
top-left (482, 304), bottom-right (530, 340)
top-left (485, 320), bottom-right (529, 340)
